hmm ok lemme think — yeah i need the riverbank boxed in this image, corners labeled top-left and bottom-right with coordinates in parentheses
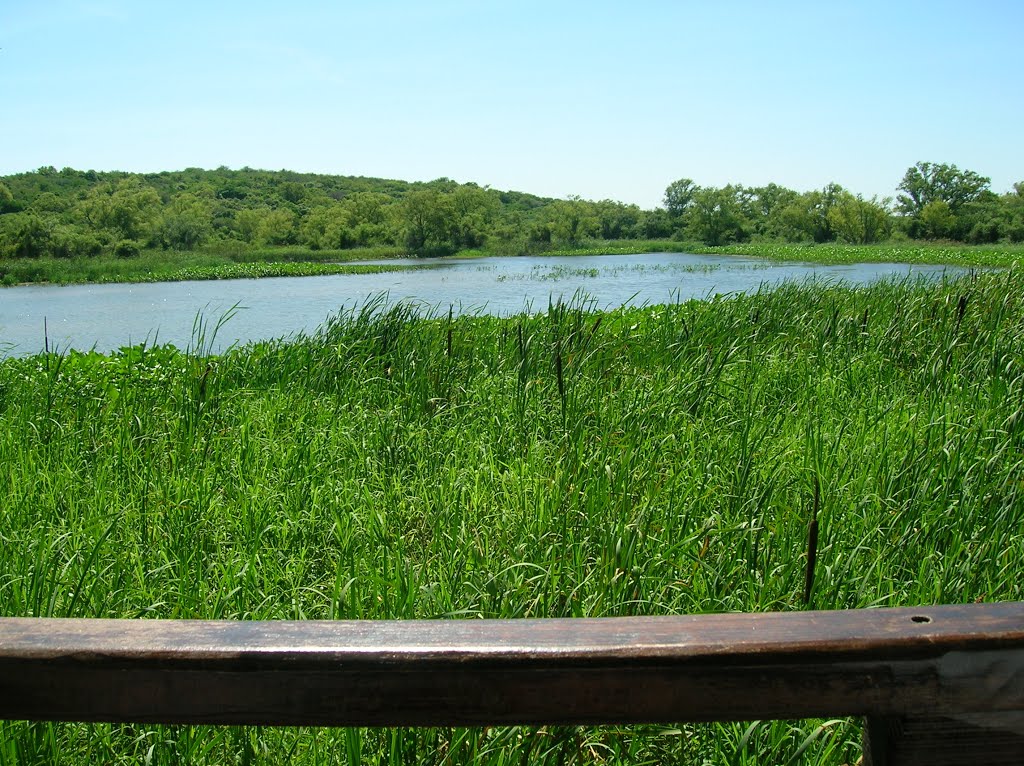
top-left (1, 268), bottom-right (1021, 764)
top-left (533, 239), bottom-right (1024, 267)
top-left (0, 245), bottom-right (411, 286)
top-left (2, 240), bottom-right (1021, 286)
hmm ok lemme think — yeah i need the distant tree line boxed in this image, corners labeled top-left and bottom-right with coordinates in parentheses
top-left (0, 162), bottom-right (1021, 260)
top-left (661, 163), bottom-right (1024, 246)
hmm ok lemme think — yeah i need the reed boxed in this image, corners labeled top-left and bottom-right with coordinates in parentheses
top-left (1, 268), bottom-right (1022, 764)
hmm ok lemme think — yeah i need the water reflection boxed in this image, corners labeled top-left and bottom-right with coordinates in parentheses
top-left (0, 253), bottom-right (963, 356)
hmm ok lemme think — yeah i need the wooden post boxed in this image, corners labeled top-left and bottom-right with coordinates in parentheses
top-left (864, 713), bottom-right (1024, 766)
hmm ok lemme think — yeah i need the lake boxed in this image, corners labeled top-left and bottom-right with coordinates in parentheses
top-left (0, 253), bottom-right (963, 356)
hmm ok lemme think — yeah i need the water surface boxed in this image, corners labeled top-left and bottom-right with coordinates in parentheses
top-left (0, 253), bottom-right (962, 355)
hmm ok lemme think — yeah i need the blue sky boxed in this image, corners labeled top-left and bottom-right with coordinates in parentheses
top-left (2, 1), bottom-right (1022, 207)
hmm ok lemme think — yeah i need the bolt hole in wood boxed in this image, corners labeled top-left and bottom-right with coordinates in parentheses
top-left (910, 615), bottom-right (932, 623)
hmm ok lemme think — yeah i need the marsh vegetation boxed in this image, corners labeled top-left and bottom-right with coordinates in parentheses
top-left (1, 266), bottom-right (1022, 764)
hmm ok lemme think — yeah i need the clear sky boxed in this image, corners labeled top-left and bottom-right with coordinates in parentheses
top-left (2, 1), bottom-right (1022, 208)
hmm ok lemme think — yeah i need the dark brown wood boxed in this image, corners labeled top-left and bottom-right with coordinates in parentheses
top-left (863, 713), bottom-right (1024, 766)
top-left (0, 603), bottom-right (1022, 728)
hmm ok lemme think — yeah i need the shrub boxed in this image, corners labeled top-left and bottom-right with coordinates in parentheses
top-left (113, 239), bottom-right (141, 258)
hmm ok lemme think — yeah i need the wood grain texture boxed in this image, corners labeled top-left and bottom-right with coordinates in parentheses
top-left (1, 603), bottom-right (1022, 727)
top-left (863, 713), bottom-right (1024, 766)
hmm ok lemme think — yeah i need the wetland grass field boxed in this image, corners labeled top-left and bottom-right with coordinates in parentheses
top-left (1, 268), bottom-right (1023, 764)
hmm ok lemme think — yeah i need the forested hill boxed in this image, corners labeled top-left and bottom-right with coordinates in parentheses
top-left (0, 163), bottom-right (1021, 261)
top-left (0, 166), bottom-right (583, 258)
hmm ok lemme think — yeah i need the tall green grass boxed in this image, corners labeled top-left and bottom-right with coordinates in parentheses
top-left (1, 269), bottom-right (1022, 764)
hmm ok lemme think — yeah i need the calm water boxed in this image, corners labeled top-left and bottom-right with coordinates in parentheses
top-left (0, 253), bottom-right (962, 356)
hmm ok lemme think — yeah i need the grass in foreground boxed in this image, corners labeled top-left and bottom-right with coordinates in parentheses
top-left (1, 270), bottom-right (1022, 764)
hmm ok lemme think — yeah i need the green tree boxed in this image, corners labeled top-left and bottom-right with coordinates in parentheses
top-left (896, 162), bottom-right (990, 216)
top-left (298, 205), bottom-right (343, 250)
top-left (28, 192), bottom-right (68, 214)
top-left (348, 193), bottom-right (399, 247)
top-left (13, 215), bottom-right (52, 258)
top-left (450, 185), bottom-right (500, 249)
top-left (749, 184), bottom-right (800, 238)
top-left (400, 189), bottom-right (456, 255)
top-left (234, 208), bottom-right (264, 243)
top-left (1006, 183), bottom-right (1024, 242)
top-left (527, 220), bottom-right (553, 247)
top-left (279, 181), bottom-right (306, 204)
top-left (826, 193), bottom-right (892, 244)
top-left (0, 181), bottom-right (21, 214)
top-left (775, 184), bottom-right (847, 243)
top-left (918, 199), bottom-right (957, 239)
top-left (686, 185), bottom-right (751, 246)
top-left (957, 190), bottom-right (1007, 243)
top-left (594, 200), bottom-right (642, 239)
top-left (49, 227), bottom-right (103, 258)
top-left (298, 197), bottom-right (396, 250)
top-left (549, 197), bottom-right (599, 246)
top-left (77, 178), bottom-right (161, 241)
top-left (114, 239), bottom-right (141, 258)
top-left (342, 192), bottom-right (393, 228)
top-left (637, 208), bottom-right (674, 239)
top-left (663, 178), bottom-right (697, 218)
top-left (258, 208), bottom-right (297, 245)
top-left (155, 194), bottom-right (213, 250)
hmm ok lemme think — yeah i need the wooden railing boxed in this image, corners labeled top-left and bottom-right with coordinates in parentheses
top-left (1, 603), bottom-right (1022, 765)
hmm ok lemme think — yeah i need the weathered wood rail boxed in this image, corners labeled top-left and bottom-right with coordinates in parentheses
top-left (1, 603), bottom-right (1022, 765)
